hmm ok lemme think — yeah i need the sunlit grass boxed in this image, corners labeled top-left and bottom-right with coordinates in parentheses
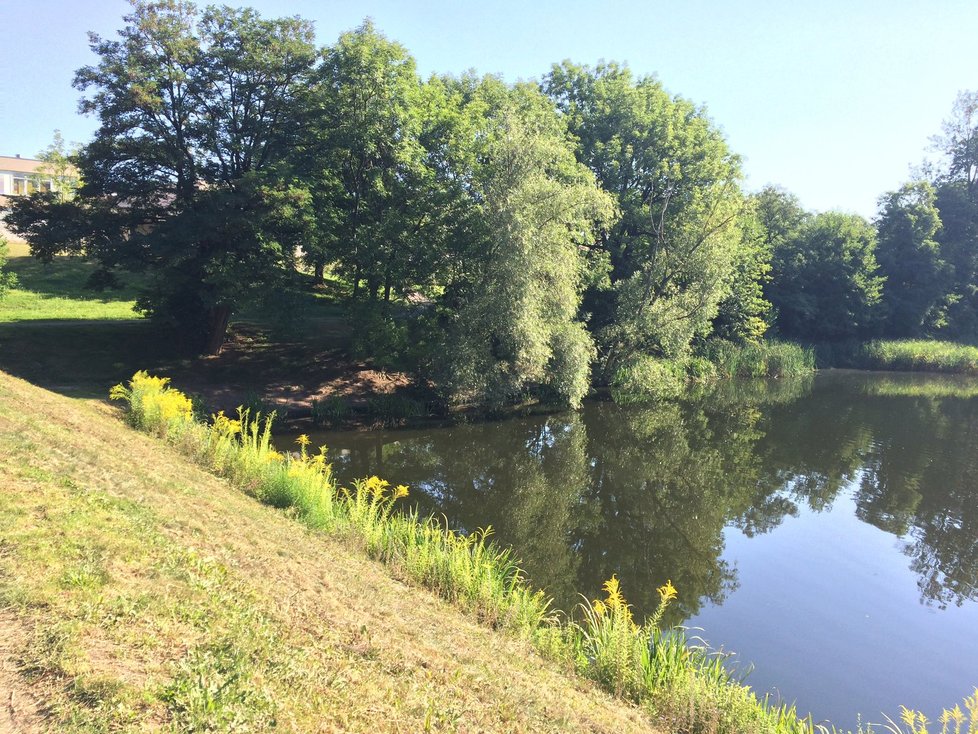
top-left (0, 251), bottom-right (141, 322)
top-left (860, 340), bottom-right (978, 374)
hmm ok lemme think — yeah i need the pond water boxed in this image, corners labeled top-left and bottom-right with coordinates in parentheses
top-left (287, 371), bottom-right (978, 727)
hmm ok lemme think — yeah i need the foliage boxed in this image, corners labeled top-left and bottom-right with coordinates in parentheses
top-left (307, 21), bottom-right (448, 298)
top-left (768, 211), bottom-right (884, 340)
top-left (713, 206), bottom-right (775, 343)
top-left (0, 237), bottom-right (18, 302)
top-left (704, 339), bottom-right (815, 378)
top-left (8, 1), bottom-right (319, 353)
top-left (33, 130), bottom-right (81, 202)
top-left (434, 81), bottom-right (613, 409)
top-left (876, 182), bottom-right (950, 336)
top-left (610, 354), bottom-right (688, 403)
top-left (546, 61), bottom-right (746, 380)
top-left (817, 340), bottom-right (978, 374)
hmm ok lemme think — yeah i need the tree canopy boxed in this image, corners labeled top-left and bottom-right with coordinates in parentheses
top-left (9, 6), bottom-right (978, 406)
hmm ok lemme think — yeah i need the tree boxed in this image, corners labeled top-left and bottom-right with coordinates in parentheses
top-left (931, 90), bottom-right (978, 199)
top-left (875, 182), bottom-right (950, 336)
top-left (768, 211), bottom-right (884, 340)
top-left (32, 131), bottom-right (81, 202)
top-left (927, 91), bottom-right (978, 338)
top-left (0, 237), bottom-right (17, 302)
top-left (434, 81), bottom-right (614, 408)
top-left (8, 1), bottom-right (318, 352)
top-left (544, 62), bottom-right (746, 383)
top-left (711, 206), bottom-right (773, 344)
top-left (306, 21), bottom-right (422, 295)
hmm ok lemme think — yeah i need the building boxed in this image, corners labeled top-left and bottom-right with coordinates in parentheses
top-left (0, 154), bottom-right (76, 206)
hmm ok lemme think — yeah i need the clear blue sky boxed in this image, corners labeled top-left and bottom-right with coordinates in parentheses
top-left (2, 0), bottom-right (975, 218)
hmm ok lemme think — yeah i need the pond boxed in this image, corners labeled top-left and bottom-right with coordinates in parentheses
top-left (287, 371), bottom-right (978, 727)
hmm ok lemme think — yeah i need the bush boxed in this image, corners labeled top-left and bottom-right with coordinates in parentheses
top-left (611, 355), bottom-right (687, 403)
top-left (704, 340), bottom-right (815, 379)
top-left (0, 236), bottom-right (18, 301)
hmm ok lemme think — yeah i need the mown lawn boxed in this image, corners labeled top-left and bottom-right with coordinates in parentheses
top-left (1, 243), bottom-right (142, 322)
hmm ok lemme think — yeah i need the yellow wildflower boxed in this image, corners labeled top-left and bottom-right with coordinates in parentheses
top-left (603, 575), bottom-right (625, 611)
top-left (657, 579), bottom-right (678, 604)
top-left (296, 434), bottom-right (311, 448)
top-left (394, 484), bottom-right (409, 499)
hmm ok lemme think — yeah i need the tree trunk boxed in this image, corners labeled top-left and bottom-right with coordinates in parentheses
top-left (204, 304), bottom-right (232, 355)
top-left (314, 260), bottom-right (325, 281)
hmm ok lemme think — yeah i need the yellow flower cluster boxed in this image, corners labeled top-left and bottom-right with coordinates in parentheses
top-left (212, 411), bottom-right (243, 436)
top-left (111, 371), bottom-right (193, 424)
top-left (657, 579), bottom-right (678, 604)
top-left (361, 475), bottom-right (409, 501)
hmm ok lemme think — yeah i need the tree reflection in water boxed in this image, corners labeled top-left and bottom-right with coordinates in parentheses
top-left (309, 371), bottom-right (978, 621)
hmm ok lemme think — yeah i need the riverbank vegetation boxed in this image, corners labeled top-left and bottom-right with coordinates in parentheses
top-left (817, 340), bottom-right (978, 374)
top-left (104, 368), bottom-right (978, 733)
top-left (8, 2), bottom-right (978, 414)
top-left (0, 368), bottom-right (666, 733)
top-left (110, 369), bottom-right (819, 732)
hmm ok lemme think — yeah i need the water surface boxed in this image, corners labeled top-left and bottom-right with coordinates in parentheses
top-left (290, 371), bottom-right (978, 726)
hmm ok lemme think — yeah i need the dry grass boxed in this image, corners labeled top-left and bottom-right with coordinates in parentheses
top-left (0, 369), bottom-right (657, 733)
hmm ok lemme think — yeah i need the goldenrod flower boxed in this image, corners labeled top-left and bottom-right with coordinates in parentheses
top-left (296, 434), bottom-right (311, 448)
top-left (394, 484), bottom-right (409, 499)
top-left (657, 579), bottom-right (678, 604)
top-left (603, 575), bottom-right (624, 610)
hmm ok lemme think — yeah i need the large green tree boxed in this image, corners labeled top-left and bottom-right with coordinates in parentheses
top-left (545, 61), bottom-right (746, 383)
top-left (307, 21), bottom-right (429, 299)
top-left (929, 91), bottom-right (978, 338)
top-left (875, 182), bottom-right (949, 336)
top-left (768, 211), bottom-right (884, 340)
top-left (433, 81), bottom-right (614, 408)
top-left (8, 1), bottom-right (318, 352)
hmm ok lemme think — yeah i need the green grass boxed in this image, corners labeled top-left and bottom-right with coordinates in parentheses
top-left (0, 369), bottom-right (661, 733)
top-left (611, 342), bottom-right (815, 404)
top-left (0, 250), bottom-right (142, 322)
top-left (853, 340), bottom-right (978, 374)
top-left (704, 340), bottom-right (816, 379)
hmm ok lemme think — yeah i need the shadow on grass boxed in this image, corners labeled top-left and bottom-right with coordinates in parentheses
top-left (0, 320), bottom-right (190, 398)
top-left (6, 256), bottom-right (144, 303)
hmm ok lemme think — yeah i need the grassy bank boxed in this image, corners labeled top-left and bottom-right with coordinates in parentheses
top-left (0, 369), bottom-right (657, 733)
top-left (110, 371), bottom-right (822, 733)
top-left (816, 340), bottom-right (978, 375)
top-left (0, 240), bottom-right (142, 322)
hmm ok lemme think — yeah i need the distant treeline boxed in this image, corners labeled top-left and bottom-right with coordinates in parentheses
top-left (7, 2), bottom-right (978, 408)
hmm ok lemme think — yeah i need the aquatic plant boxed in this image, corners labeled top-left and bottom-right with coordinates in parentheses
top-left (816, 340), bottom-right (978, 375)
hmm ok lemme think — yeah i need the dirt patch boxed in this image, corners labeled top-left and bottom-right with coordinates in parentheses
top-left (0, 613), bottom-right (44, 734)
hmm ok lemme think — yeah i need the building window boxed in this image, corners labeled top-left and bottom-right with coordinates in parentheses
top-left (12, 177), bottom-right (26, 196)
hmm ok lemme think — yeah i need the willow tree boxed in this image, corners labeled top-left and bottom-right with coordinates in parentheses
top-left (8, 1), bottom-right (318, 352)
top-left (434, 80), bottom-right (615, 409)
top-left (545, 62), bottom-right (746, 384)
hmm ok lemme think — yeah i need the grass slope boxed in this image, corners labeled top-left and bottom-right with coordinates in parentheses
top-left (0, 370), bottom-right (655, 733)
top-left (1, 242), bottom-right (141, 322)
